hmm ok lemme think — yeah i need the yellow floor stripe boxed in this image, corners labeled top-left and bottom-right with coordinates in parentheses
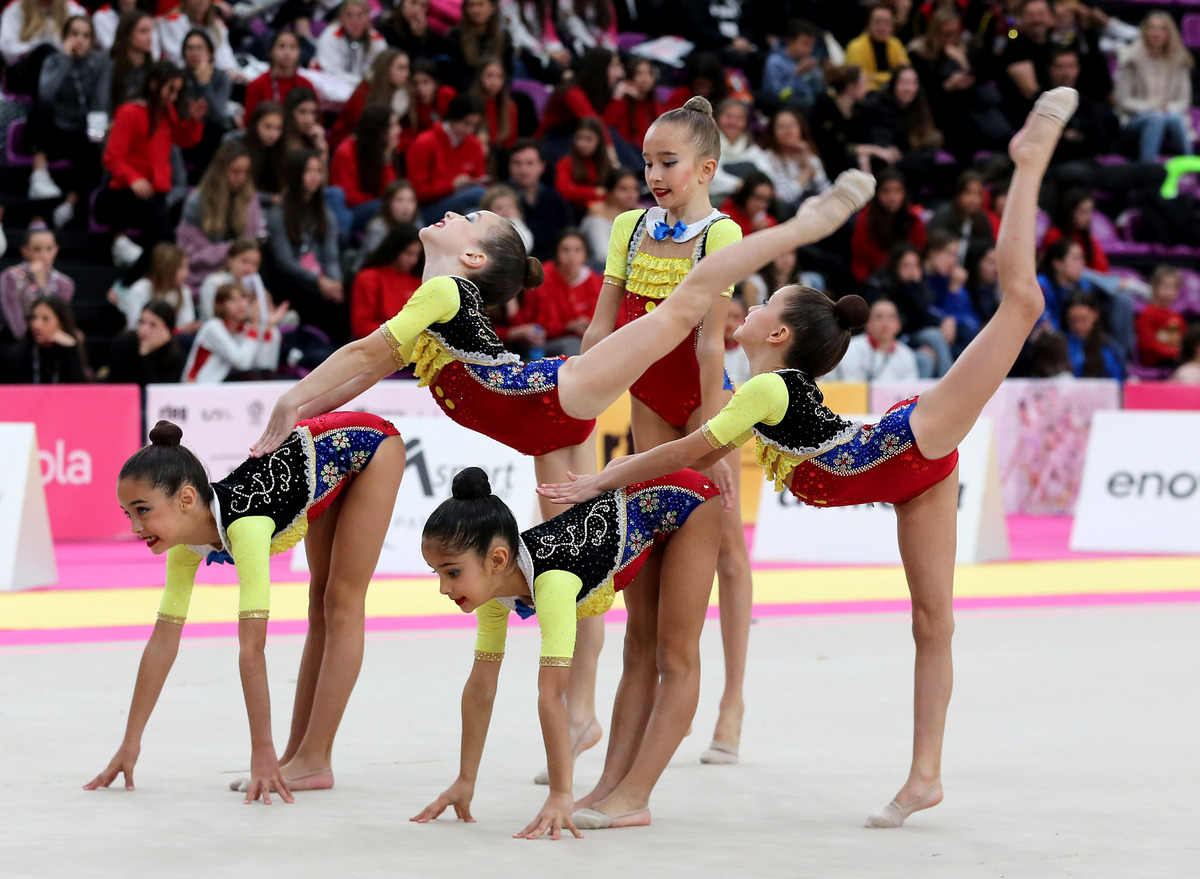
top-left (3, 557), bottom-right (1198, 631)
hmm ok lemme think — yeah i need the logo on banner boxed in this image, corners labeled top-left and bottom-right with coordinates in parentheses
top-left (404, 438), bottom-right (518, 498)
top-left (1107, 471), bottom-right (1199, 499)
top-left (247, 400), bottom-right (265, 425)
top-left (201, 408), bottom-right (234, 422)
top-left (158, 405), bottom-right (187, 422)
top-left (38, 440), bottom-right (92, 486)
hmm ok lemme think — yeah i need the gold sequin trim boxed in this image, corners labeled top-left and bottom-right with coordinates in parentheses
top-left (474, 651), bottom-right (504, 662)
top-left (238, 610), bottom-right (269, 620)
top-left (700, 423), bottom-right (737, 452)
top-left (379, 323), bottom-right (410, 372)
top-left (156, 612), bottom-right (186, 625)
top-left (539, 656), bottom-right (572, 667)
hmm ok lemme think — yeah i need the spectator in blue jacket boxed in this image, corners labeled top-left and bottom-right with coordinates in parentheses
top-left (761, 19), bottom-right (823, 114)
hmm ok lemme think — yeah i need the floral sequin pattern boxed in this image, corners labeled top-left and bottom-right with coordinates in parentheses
top-left (310, 421), bottom-right (395, 502)
top-left (808, 400), bottom-right (916, 477)
top-left (463, 356), bottom-right (565, 397)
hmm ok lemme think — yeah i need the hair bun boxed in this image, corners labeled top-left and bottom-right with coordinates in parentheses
top-left (452, 467), bottom-right (492, 501)
top-left (682, 95), bottom-right (714, 117)
top-left (834, 295), bottom-right (870, 331)
top-left (523, 256), bottom-right (545, 290)
top-left (148, 420), bottom-right (184, 447)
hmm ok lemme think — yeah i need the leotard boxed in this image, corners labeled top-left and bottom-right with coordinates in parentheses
top-left (701, 370), bottom-right (958, 506)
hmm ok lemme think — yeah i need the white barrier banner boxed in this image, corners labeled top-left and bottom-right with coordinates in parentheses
top-left (752, 417), bottom-right (1008, 565)
top-left (0, 423), bottom-right (57, 591)
top-left (1071, 411), bottom-right (1200, 554)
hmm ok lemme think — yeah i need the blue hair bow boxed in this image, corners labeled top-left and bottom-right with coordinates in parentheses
top-left (651, 220), bottom-right (687, 241)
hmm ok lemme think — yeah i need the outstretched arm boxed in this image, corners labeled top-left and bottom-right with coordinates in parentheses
top-left (238, 618), bottom-right (293, 804)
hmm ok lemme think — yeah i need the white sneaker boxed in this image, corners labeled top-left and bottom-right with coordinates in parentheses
top-left (52, 198), bottom-right (75, 229)
top-left (111, 234), bottom-right (144, 267)
top-left (28, 168), bottom-right (63, 200)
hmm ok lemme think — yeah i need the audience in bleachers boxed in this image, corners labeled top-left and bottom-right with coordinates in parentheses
top-left (0, 293), bottom-right (88, 383)
top-left (2, 0), bottom-right (1199, 388)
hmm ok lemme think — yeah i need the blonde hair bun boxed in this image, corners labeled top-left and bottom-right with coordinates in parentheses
top-left (682, 95), bottom-right (714, 117)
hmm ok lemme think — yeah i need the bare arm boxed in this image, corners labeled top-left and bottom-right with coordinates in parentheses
top-left (84, 621), bottom-right (182, 791)
top-left (1006, 61), bottom-right (1040, 101)
top-left (580, 279), bottom-right (623, 353)
top-left (237, 618), bottom-right (293, 804)
top-left (515, 666), bottom-right (581, 839)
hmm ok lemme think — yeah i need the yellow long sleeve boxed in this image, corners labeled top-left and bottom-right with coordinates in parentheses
top-left (380, 276), bottom-right (462, 366)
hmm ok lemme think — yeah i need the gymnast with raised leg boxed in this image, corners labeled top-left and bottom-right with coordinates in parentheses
top-left (540, 88), bottom-right (1079, 828)
top-left (85, 415), bottom-right (406, 803)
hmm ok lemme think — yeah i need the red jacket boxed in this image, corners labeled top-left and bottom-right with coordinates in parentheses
top-left (851, 204), bottom-right (928, 283)
top-left (328, 79), bottom-right (369, 152)
top-left (554, 155), bottom-right (604, 210)
top-left (531, 262), bottom-right (603, 339)
top-left (483, 95), bottom-right (519, 150)
top-left (536, 85), bottom-right (612, 143)
top-left (329, 137), bottom-right (398, 207)
top-left (407, 125), bottom-right (487, 203)
top-left (720, 197), bottom-right (778, 239)
top-left (1041, 226), bottom-right (1110, 273)
top-left (104, 101), bottom-right (203, 192)
top-left (244, 71), bottom-right (316, 119)
top-left (350, 265), bottom-right (421, 339)
top-left (604, 95), bottom-right (663, 147)
top-left (1135, 303), bottom-right (1186, 366)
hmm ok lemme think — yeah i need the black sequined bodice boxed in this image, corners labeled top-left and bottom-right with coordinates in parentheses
top-left (755, 370), bottom-right (855, 454)
top-left (522, 491), bottom-right (624, 592)
top-left (426, 276), bottom-right (515, 361)
top-left (211, 430), bottom-right (312, 537)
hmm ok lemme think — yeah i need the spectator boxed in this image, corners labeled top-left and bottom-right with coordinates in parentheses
top-left (1171, 327), bottom-right (1200, 384)
top-left (1063, 291), bottom-right (1124, 380)
top-left (859, 65), bottom-right (946, 181)
top-left (198, 238), bottom-right (273, 322)
top-left (94, 0), bottom-right (159, 56)
top-left (157, 0), bottom-right (237, 74)
top-left (179, 28), bottom-right (233, 180)
top-left (762, 107), bottom-right (831, 216)
top-left (107, 300), bottom-right (186, 385)
top-left (743, 246), bottom-right (804, 307)
top-left (330, 48), bottom-right (411, 153)
top-left (864, 243), bottom-right (951, 378)
top-left (232, 100), bottom-right (286, 203)
top-left (1036, 238), bottom-right (1088, 335)
top-left (722, 294), bottom-right (750, 386)
top-left (264, 149), bottom-right (344, 332)
top-left (664, 50), bottom-right (728, 111)
top-left (557, 0), bottom-right (619, 57)
top-left (964, 241), bottom-right (999, 325)
top-left (407, 58), bottom-right (457, 140)
top-left (100, 61), bottom-right (205, 275)
top-left (679, 0), bottom-right (759, 85)
top-left (1115, 12), bottom-right (1194, 162)
top-left (503, 0), bottom-right (569, 83)
top-left (357, 180), bottom-right (421, 272)
top-left (183, 282), bottom-right (285, 382)
top-left (761, 18), bottom-right (823, 114)
top-left (580, 166), bottom-right (639, 265)
top-left (26, 15), bottom-right (110, 211)
top-left (923, 228), bottom-right (979, 356)
top-left (555, 117), bottom-right (612, 212)
top-left (711, 99), bottom-right (773, 201)
top-left (377, 0), bottom-right (456, 84)
top-left (720, 172), bottom-right (778, 239)
top-left (350, 223), bottom-right (423, 339)
top-left (1046, 45), bottom-right (1118, 163)
top-left (829, 298), bottom-right (920, 381)
top-left (997, 0), bottom-right (1054, 126)
top-left (844, 5), bottom-right (911, 91)
top-left (0, 294), bottom-right (88, 383)
top-left (314, 0), bottom-right (385, 90)
top-left (1028, 330), bottom-right (1073, 379)
top-left (0, 0), bottom-right (86, 95)
top-left (604, 56), bottom-right (661, 167)
top-left (507, 137), bottom-right (573, 261)
top-left (479, 184), bottom-right (535, 253)
top-left (408, 94), bottom-right (489, 225)
top-left (1042, 189), bottom-right (1108, 273)
top-left (530, 227), bottom-right (602, 356)
top-left (328, 105), bottom-right (400, 240)
top-left (1050, 0), bottom-right (1114, 103)
top-left (1135, 265), bottom-right (1187, 368)
top-left (448, 0), bottom-right (512, 89)
top-left (281, 86), bottom-right (328, 159)
top-left (108, 9), bottom-right (155, 110)
top-left (177, 140), bottom-right (263, 292)
top-left (851, 168), bottom-right (926, 283)
top-left (471, 55), bottom-right (519, 171)
top-left (808, 64), bottom-right (872, 178)
top-left (927, 170), bottom-right (997, 254)
top-left (243, 30), bottom-right (315, 120)
top-left (1, 226), bottom-right (75, 341)
top-left (536, 46), bottom-right (621, 157)
top-left (111, 241), bottom-right (197, 332)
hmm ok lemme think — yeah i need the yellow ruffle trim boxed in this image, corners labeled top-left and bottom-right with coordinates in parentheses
top-left (270, 519), bottom-right (308, 555)
top-left (411, 333), bottom-right (455, 387)
top-left (577, 581), bottom-right (616, 619)
top-left (626, 252), bottom-right (694, 300)
top-left (756, 440), bottom-right (807, 492)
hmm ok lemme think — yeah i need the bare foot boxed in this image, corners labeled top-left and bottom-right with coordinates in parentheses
top-left (533, 716), bottom-right (602, 785)
top-left (228, 765), bottom-right (333, 793)
top-left (866, 781), bottom-right (943, 829)
top-left (1008, 87), bottom-right (1076, 168)
top-left (579, 790), bottom-right (650, 822)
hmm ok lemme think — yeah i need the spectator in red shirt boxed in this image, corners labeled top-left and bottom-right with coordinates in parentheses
top-left (1135, 265), bottom-right (1188, 367)
top-left (408, 57), bottom-right (456, 141)
top-left (328, 104), bottom-right (400, 242)
top-left (330, 48), bottom-right (411, 153)
top-left (851, 168), bottom-right (928, 283)
top-left (470, 56), bottom-right (518, 173)
top-left (350, 223), bottom-right (423, 339)
top-left (720, 172), bottom-right (779, 239)
top-left (604, 56), bottom-right (662, 166)
top-left (243, 30), bottom-right (315, 119)
top-left (533, 228), bottom-right (603, 356)
top-left (554, 117), bottom-right (612, 213)
top-left (536, 47), bottom-right (622, 165)
top-left (101, 60), bottom-right (205, 279)
top-left (1041, 189), bottom-right (1109, 273)
top-left (408, 93), bottom-right (489, 224)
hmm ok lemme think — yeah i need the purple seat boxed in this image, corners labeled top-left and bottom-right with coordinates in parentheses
top-left (617, 33), bottom-right (646, 52)
top-left (1093, 154), bottom-right (1128, 167)
top-left (1176, 268), bottom-right (1200, 317)
top-left (511, 78), bottom-right (550, 120)
top-left (1127, 362), bottom-right (1173, 382)
top-left (1182, 14), bottom-right (1200, 50)
top-left (1035, 208), bottom-right (1050, 247)
top-left (5, 119), bottom-right (71, 170)
top-left (1090, 210), bottom-right (1120, 247)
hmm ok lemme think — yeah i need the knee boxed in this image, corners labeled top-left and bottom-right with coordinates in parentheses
top-left (911, 607), bottom-right (954, 647)
top-left (621, 624), bottom-right (657, 664)
top-left (322, 584), bottom-right (366, 629)
top-left (655, 643), bottom-right (700, 681)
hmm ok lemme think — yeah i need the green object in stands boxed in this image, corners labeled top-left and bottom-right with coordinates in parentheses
top-left (1160, 155), bottom-right (1200, 199)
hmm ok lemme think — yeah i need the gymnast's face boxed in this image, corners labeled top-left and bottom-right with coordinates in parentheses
top-left (117, 478), bottom-right (197, 555)
top-left (642, 124), bottom-right (715, 213)
top-left (735, 286), bottom-right (794, 348)
top-left (420, 210), bottom-right (508, 267)
top-left (423, 538), bottom-right (514, 613)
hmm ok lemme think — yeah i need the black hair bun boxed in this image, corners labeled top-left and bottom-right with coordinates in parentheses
top-left (452, 467), bottom-right (492, 501)
top-left (148, 420), bottom-right (183, 447)
top-left (524, 256), bottom-right (545, 290)
top-left (834, 295), bottom-right (870, 331)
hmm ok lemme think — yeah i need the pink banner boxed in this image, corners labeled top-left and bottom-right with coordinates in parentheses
top-left (1123, 384), bottom-right (1200, 411)
top-left (0, 385), bottom-right (141, 540)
